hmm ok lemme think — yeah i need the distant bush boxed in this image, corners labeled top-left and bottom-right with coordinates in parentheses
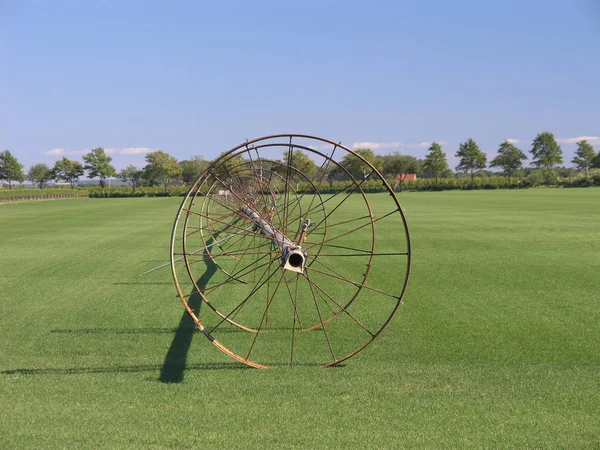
top-left (393, 176), bottom-right (510, 192)
top-left (88, 186), bottom-right (189, 198)
top-left (289, 179), bottom-right (388, 195)
top-left (560, 175), bottom-right (600, 188)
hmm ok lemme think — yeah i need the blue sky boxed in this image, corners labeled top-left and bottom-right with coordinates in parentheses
top-left (1, 0), bottom-right (599, 173)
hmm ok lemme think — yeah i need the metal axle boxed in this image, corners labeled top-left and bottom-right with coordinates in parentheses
top-left (239, 206), bottom-right (307, 274)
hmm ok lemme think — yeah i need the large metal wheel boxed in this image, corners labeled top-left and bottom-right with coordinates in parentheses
top-left (170, 134), bottom-right (411, 368)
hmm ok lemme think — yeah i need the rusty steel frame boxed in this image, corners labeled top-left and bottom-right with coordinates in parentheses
top-left (170, 134), bottom-right (411, 368)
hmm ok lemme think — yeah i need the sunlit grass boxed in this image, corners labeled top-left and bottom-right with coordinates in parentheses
top-left (1, 189), bottom-right (599, 448)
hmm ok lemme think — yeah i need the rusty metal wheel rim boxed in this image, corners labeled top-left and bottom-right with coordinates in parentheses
top-left (171, 134), bottom-right (411, 368)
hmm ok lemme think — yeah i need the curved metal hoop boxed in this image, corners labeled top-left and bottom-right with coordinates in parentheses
top-left (171, 134), bottom-right (411, 368)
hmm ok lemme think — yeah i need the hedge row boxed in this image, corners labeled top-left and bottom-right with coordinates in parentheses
top-left (0, 187), bottom-right (88, 198)
top-left (4, 176), bottom-right (599, 200)
top-left (395, 176), bottom-right (512, 191)
top-left (558, 175), bottom-right (600, 188)
top-left (0, 193), bottom-right (88, 202)
top-left (89, 176), bottom-right (600, 197)
top-left (87, 186), bottom-right (189, 197)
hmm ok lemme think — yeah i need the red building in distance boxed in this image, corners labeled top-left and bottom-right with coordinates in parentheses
top-left (397, 173), bottom-right (417, 182)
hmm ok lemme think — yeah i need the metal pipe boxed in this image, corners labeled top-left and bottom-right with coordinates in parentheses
top-left (239, 206), bottom-right (307, 273)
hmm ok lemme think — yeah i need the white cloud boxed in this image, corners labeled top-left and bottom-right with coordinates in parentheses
top-left (353, 140), bottom-right (447, 150)
top-left (557, 136), bottom-right (600, 144)
top-left (506, 138), bottom-right (521, 144)
top-left (353, 141), bottom-right (408, 149)
top-left (43, 147), bottom-right (154, 156)
top-left (418, 141), bottom-right (448, 148)
top-left (43, 148), bottom-right (65, 155)
top-left (119, 147), bottom-right (153, 155)
top-left (42, 148), bottom-right (86, 156)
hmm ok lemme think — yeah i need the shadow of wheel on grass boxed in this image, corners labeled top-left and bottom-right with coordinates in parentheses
top-left (1, 362), bottom-right (250, 376)
top-left (159, 237), bottom-right (252, 383)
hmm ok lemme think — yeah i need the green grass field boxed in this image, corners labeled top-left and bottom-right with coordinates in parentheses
top-left (1, 189), bottom-right (599, 448)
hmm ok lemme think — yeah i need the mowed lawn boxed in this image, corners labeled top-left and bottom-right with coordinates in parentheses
top-left (1, 189), bottom-right (598, 448)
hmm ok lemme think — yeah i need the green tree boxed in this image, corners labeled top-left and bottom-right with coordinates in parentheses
top-left (557, 166), bottom-right (578, 179)
top-left (83, 147), bottom-right (116, 196)
top-left (325, 165), bottom-right (344, 187)
top-left (524, 169), bottom-right (547, 187)
top-left (381, 152), bottom-right (420, 177)
top-left (51, 157), bottom-right (85, 188)
top-left (26, 163), bottom-right (52, 189)
top-left (143, 150), bottom-right (182, 193)
top-left (455, 138), bottom-right (487, 187)
top-left (0, 150), bottom-right (25, 189)
top-left (423, 143), bottom-right (449, 186)
top-left (489, 141), bottom-right (527, 186)
top-left (282, 149), bottom-right (317, 179)
top-left (571, 140), bottom-right (596, 179)
top-left (592, 151), bottom-right (600, 169)
top-left (530, 132), bottom-right (563, 185)
top-left (119, 165), bottom-right (144, 195)
top-left (180, 156), bottom-right (210, 184)
top-left (208, 151), bottom-right (246, 183)
top-left (340, 148), bottom-right (383, 180)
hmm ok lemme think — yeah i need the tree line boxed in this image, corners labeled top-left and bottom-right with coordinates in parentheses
top-left (363, 132), bottom-right (597, 188)
top-left (1, 132), bottom-right (599, 192)
top-left (0, 149), bottom-right (186, 195)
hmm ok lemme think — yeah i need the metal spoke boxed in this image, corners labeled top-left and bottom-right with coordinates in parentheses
top-left (305, 270), bottom-right (336, 361)
top-left (303, 271), bottom-right (374, 336)
top-left (305, 209), bottom-right (400, 251)
top-left (207, 257), bottom-right (281, 335)
top-left (245, 269), bottom-right (287, 361)
top-left (306, 262), bottom-right (399, 300)
top-left (313, 252), bottom-right (409, 257)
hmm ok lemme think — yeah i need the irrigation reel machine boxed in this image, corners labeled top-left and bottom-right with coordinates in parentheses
top-left (169, 134), bottom-right (411, 368)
